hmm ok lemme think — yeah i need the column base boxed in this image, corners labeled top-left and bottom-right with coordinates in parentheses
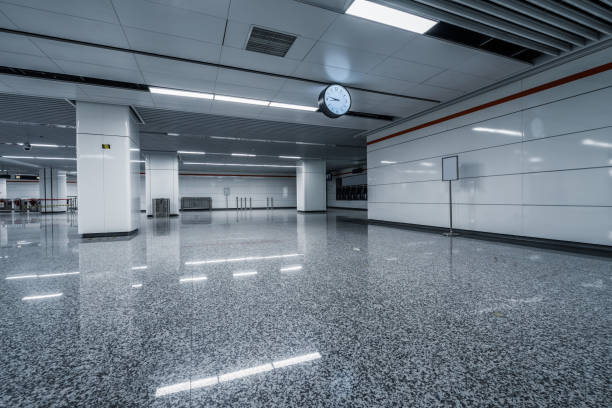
top-left (81, 229), bottom-right (138, 238)
top-left (297, 210), bottom-right (327, 213)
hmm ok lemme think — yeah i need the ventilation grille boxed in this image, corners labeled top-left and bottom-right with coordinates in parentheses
top-left (246, 27), bottom-right (296, 57)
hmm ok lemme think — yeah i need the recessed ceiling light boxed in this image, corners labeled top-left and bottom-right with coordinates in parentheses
top-left (380, 160), bottom-right (397, 164)
top-left (1, 156), bottom-right (75, 160)
top-left (279, 156), bottom-right (301, 159)
top-left (269, 102), bottom-right (318, 111)
top-left (215, 95), bottom-right (269, 106)
top-left (183, 162), bottom-right (297, 168)
top-left (30, 144), bottom-right (59, 148)
top-left (346, 0), bottom-right (437, 34)
top-left (472, 127), bottom-right (522, 137)
top-left (231, 153), bottom-right (256, 157)
top-left (178, 151), bottom-right (206, 155)
top-left (167, 132), bottom-right (180, 137)
top-left (149, 86), bottom-right (214, 99)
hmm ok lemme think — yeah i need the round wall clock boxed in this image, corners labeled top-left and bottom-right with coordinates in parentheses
top-left (318, 84), bottom-right (351, 118)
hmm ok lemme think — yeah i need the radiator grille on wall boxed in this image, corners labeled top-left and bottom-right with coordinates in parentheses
top-left (181, 197), bottom-right (212, 211)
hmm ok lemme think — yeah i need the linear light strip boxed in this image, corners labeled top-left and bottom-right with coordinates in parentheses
top-left (23, 293), bottom-right (63, 300)
top-left (155, 352), bottom-right (321, 397)
top-left (131, 266), bottom-right (148, 270)
top-left (280, 265), bottom-right (303, 272)
top-left (179, 276), bottom-right (208, 282)
top-left (148, 87), bottom-right (316, 111)
top-left (183, 162), bottom-right (297, 168)
top-left (346, 0), bottom-right (437, 34)
top-left (185, 253), bottom-right (302, 266)
top-left (233, 271), bottom-right (258, 277)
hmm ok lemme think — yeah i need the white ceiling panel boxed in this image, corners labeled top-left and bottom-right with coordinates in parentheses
top-left (393, 36), bottom-right (481, 69)
top-left (348, 72), bottom-right (417, 96)
top-left (33, 39), bottom-right (139, 70)
top-left (305, 41), bottom-right (385, 73)
top-left (219, 46), bottom-right (300, 76)
top-left (213, 82), bottom-right (277, 101)
top-left (424, 70), bottom-right (496, 93)
top-left (77, 85), bottom-right (154, 106)
top-left (216, 69), bottom-right (286, 92)
top-left (123, 27), bottom-right (222, 63)
top-left (0, 51), bottom-right (60, 72)
top-left (453, 53), bottom-right (530, 81)
top-left (112, 0), bottom-right (226, 43)
top-left (279, 79), bottom-right (325, 98)
top-left (0, 78), bottom-right (12, 92)
top-left (407, 83), bottom-right (465, 102)
top-left (53, 60), bottom-right (144, 83)
top-left (0, 75), bottom-right (83, 99)
top-left (135, 55), bottom-right (218, 80)
top-left (144, 0), bottom-right (231, 19)
top-left (0, 8), bottom-right (17, 28)
top-left (0, 32), bottom-right (45, 56)
top-left (369, 58), bottom-right (443, 83)
top-left (320, 14), bottom-right (414, 56)
top-left (293, 61), bottom-right (361, 85)
top-left (142, 71), bottom-right (216, 94)
top-left (1, 0), bottom-right (119, 23)
top-left (228, 0), bottom-right (337, 40)
top-left (210, 101), bottom-right (266, 118)
top-left (222, 20), bottom-right (251, 49)
top-left (0, 3), bottom-right (129, 47)
top-left (150, 93), bottom-right (213, 113)
top-left (271, 91), bottom-right (320, 107)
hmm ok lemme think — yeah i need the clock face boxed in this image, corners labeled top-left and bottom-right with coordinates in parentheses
top-left (319, 84), bottom-right (351, 118)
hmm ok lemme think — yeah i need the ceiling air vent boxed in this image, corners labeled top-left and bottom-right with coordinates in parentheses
top-left (246, 27), bottom-right (297, 57)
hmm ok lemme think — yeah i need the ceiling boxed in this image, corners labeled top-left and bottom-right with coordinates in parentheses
top-left (0, 0), bottom-right (608, 175)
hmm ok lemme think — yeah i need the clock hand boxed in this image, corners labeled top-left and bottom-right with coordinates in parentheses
top-left (328, 97), bottom-right (340, 101)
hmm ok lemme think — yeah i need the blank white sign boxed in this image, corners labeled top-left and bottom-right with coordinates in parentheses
top-left (442, 156), bottom-right (458, 181)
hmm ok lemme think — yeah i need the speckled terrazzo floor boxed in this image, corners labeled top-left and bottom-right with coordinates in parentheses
top-left (0, 209), bottom-right (610, 407)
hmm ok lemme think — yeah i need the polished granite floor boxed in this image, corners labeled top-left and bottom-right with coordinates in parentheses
top-left (0, 209), bottom-right (610, 407)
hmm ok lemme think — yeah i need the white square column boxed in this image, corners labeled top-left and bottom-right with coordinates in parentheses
top-left (38, 168), bottom-right (67, 213)
top-left (144, 152), bottom-right (179, 216)
top-left (296, 159), bottom-right (326, 212)
top-left (76, 102), bottom-right (141, 237)
top-left (0, 179), bottom-right (6, 199)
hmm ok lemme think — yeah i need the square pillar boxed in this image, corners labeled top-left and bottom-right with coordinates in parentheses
top-left (76, 102), bottom-right (140, 237)
top-left (144, 152), bottom-right (179, 216)
top-left (38, 168), bottom-right (67, 213)
top-left (296, 159), bottom-right (326, 212)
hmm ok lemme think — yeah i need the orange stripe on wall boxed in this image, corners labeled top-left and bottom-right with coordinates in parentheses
top-left (368, 62), bottom-right (612, 146)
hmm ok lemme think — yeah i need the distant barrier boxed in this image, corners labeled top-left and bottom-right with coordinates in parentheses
top-left (0, 198), bottom-right (77, 212)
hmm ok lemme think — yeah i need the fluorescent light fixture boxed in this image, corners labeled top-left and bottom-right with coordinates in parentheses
top-left (167, 132), bottom-right (180, 137)
top-left (179, 276), bottom-right (208, 282)
top-left (149, 86), bottom-right (213, 99)
top-left (1, 156), bottom-right (33, 159)
top-left (215, 94), bottom-right (269, 106)
top-left (132, 283), bottom-right (143, 288)
top-left (269, 102), bottom-right (318, 111)
top-left (23, 293), bottom-right (63, 301)
top-left (233, 271), bottom-right (258, 277)
top-left (186, 253), bottom-right (302, 266)
top-left (131, 266), bottom-right (147, 270)
top-left (583, 138), bottom-right (612, 148)
top-left (30, 144), bottom-right (59, 148)
top-left (155, 351), bottom-right (321, 397)
top-left (420, 162), bottom-right (434, 167)
top-left (177, 151), bottom-right (206, 155)
top-left (231, 153), bottom-right (256, 157)
top-left (130, 160), bottom-right (145, 163)
top-left (129, 148), bottom-right (140, 152)
top-left (183, 162), bottom-right (297, 168)
top-left (346, 0), bottom-right (437, 34)
top-left (280, 265), bottom-right (303, 272)
top-left (380, 160), bottom-right (397, 164)
top-left (472, 127), bottom-right (523, 137)
top-left (6, 271), bottom-right (79, 280)
top-left (528, 157), bottom-right (542, 163)
top-left (279, 156), bottom-right (301, 159)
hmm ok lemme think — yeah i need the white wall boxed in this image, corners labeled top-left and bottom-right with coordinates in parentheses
top-left (0, 179), bottom-right (5, 199)
top-left (327, 170), bottom-right (368, 210)
top-left (6, 181), bottom-right (40, 199)
top-left (140, 173), bottom-right (296, 210)
top-left (367, 47), bottom-right (612, 246)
